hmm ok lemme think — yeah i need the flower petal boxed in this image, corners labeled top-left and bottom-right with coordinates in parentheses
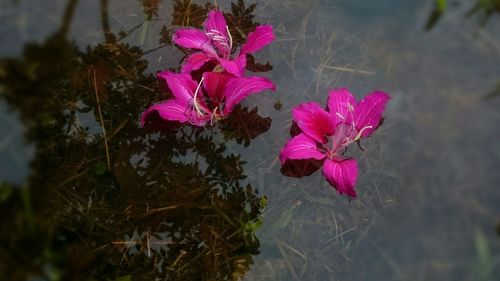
top-left (281, 158), bottom-right (323, 178)
top-left (222, 75), bottom-right (275, 115)
top-left (322, 158), bottom-right (358, 198)
top-left (292, 102), bottom-right (334, 144)
top-left (219, 55), bottom-right (247, 77)
top-left (181, 52), bottom-right (213, 73)
top-left (327, 88), bottom-right (356, 125)
top-left (241, 25), bottom-right (275, 55)
top-left (353, 91), bottom-right (390, 138)
top-left (172, 28), bottom-right (217, 56)
top-left (141, 99), bottom-right (189, 126)
top-left (204, 10), bottom-right (231, 56)
top-left (157, 71), bottom-right (197, 104)
top-left (202, 71), bottom-right (232, 102)
top-left (279, 133), bottom-right (326, 165)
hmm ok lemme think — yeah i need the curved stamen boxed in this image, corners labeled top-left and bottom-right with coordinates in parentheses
top-left (226, 26), bottom-right (233, 52)
top-left (193, 77), bottom-right (205, 116)
top-left (354, 125), bottom-right (373, 141)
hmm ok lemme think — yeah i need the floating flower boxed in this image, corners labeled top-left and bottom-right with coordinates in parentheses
top-left (141, 71), bottom-right (275, 126)
top-left (279, 88), bottom-right (390, 198)
top-left (173, 9), bottom-right (275, 77)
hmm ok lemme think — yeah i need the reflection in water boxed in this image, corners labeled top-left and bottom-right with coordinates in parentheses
top-left (425, 0), bottom-right (500, 102)
top-left (425, 0), bottom-right (500, 30)
top-left (0, 0), bottom-right (272, 279)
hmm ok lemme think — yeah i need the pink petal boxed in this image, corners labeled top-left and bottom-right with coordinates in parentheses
top-left (141, 99), bottom-right (189, 126)
top-left (241, 25), bottom-right (275, 55)
top-left (222, 75), bottom-right (275, 115)
top-left (353, 91), bottom-right (390, 138)
top-left (172, 28), bottom-right (217, 56)
top-left (322, 158), bottom-right (358, 198)
top-left (327, 88), bottom-right (356, 125)
top-left (292, 102), bottom-right (334, 144)
top-left (157, 71), bottom-right (197, 104)
top-left (181, 52), bottom-right (213, 73)
top-left (279, 133), bottom-right (326, 165)
top-left (204, 10), bottom-right (231, 57)
top-left (202, 71), bottom-right (232, 102)
top-left (219, 55), bottom-right (247, 77)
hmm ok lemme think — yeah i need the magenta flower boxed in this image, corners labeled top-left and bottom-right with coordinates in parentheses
top-left (279, 88), bottom-right (390, 198)
top-left (141, 71), bottom-right (275, 127)
top-left (172, 9), bottom-right (275, 77)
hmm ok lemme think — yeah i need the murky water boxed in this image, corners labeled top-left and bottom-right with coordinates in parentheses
top-left (1, 0), bottom-right (499, 280)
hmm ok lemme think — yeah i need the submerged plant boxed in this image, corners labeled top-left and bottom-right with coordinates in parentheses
top-left (141, 71), bottom-right (275, 126)
top-left (279, 88), bottom-right (390, 197)
top-left (173, 9), bottom-right (275, 76)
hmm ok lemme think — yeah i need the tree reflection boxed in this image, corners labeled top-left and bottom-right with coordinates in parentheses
top-left (0, 0), bottom-right (272, 280)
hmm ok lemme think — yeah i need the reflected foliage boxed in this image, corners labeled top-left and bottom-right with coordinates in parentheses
top-left (425, 0), bottom-right (500, 30)
top-left (466, 0), bottom-right (500, 27)
top-left (141, 0), bottom-right (161, 19)
top-left (0, 0), bottom-right (272, 280)
top-left (220, 105), bottom-right (272, 147)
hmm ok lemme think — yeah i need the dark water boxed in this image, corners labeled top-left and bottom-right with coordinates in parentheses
top-left (1, 0), bottom-right (499, 280)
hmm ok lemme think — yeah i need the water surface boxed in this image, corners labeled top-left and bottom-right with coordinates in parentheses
top-left (1, 0), bottom-right (499, 280)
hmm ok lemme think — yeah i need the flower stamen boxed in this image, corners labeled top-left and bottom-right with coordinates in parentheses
top-left (354, 125), bottom-right (373, 141)
top-left (193, 77), bottom-right (205, 116)
top-left (226, 26), bottom-right (233, 52)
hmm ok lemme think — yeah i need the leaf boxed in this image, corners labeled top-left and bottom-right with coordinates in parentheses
top-left (225, 0), bottom-right (258, 45)
top-left (0, 182), bottom-right (13, 202)
top-left (172, 0), bottom-right (212, 28)
top-left (141, 0), bottom-right (161, 20)
top-left (245, 54), bottom-right (273, 73)
top-left (484, 81), bottom-right (500, 99)
top-left (437, 0), bottom-right (447, 12)
top-left (230, 255), bottom-right (253, 281)
top-left (273, 99), bottom-right (282, 110)
top-left (94, 161), bottom-right (108, 175)
top-left (271, 203), bottom-right (300, 232)
top-left (280, 158), bottom-right (323, 178)
top-left (88, 59), bottom-right (110, 103)
top-left (159, 25), bottom-right (172, 45)
top-left (115, 275), bottom-right (132, 281)
top-left (472, 229), bottom-right (493, 281)
top-left (425, 7), bottom-right (444, 31)
top-left (220, 105), bottom-right (272, 147)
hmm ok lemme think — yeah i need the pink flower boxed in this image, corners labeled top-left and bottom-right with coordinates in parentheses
top-left (173, 10), bottom-right (275, 77)
top-left (141, 71), bottom-right (275, 127)
top-left (279, 88), bottom-right (391, 198)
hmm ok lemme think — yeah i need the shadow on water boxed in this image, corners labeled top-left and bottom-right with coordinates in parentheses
top-left (0, 0), bottom-right (273, 280)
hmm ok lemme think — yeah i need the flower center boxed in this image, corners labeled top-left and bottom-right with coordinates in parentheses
top-left (206, 26), bottom-right (233, 58)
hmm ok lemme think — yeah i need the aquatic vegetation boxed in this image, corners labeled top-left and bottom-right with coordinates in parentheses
top-left (141, 71), bottom-right (275, 126)
top-left (173, 9), bottom-right (275, 76)
top-left (279, 88), bottom-right (390, 197)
